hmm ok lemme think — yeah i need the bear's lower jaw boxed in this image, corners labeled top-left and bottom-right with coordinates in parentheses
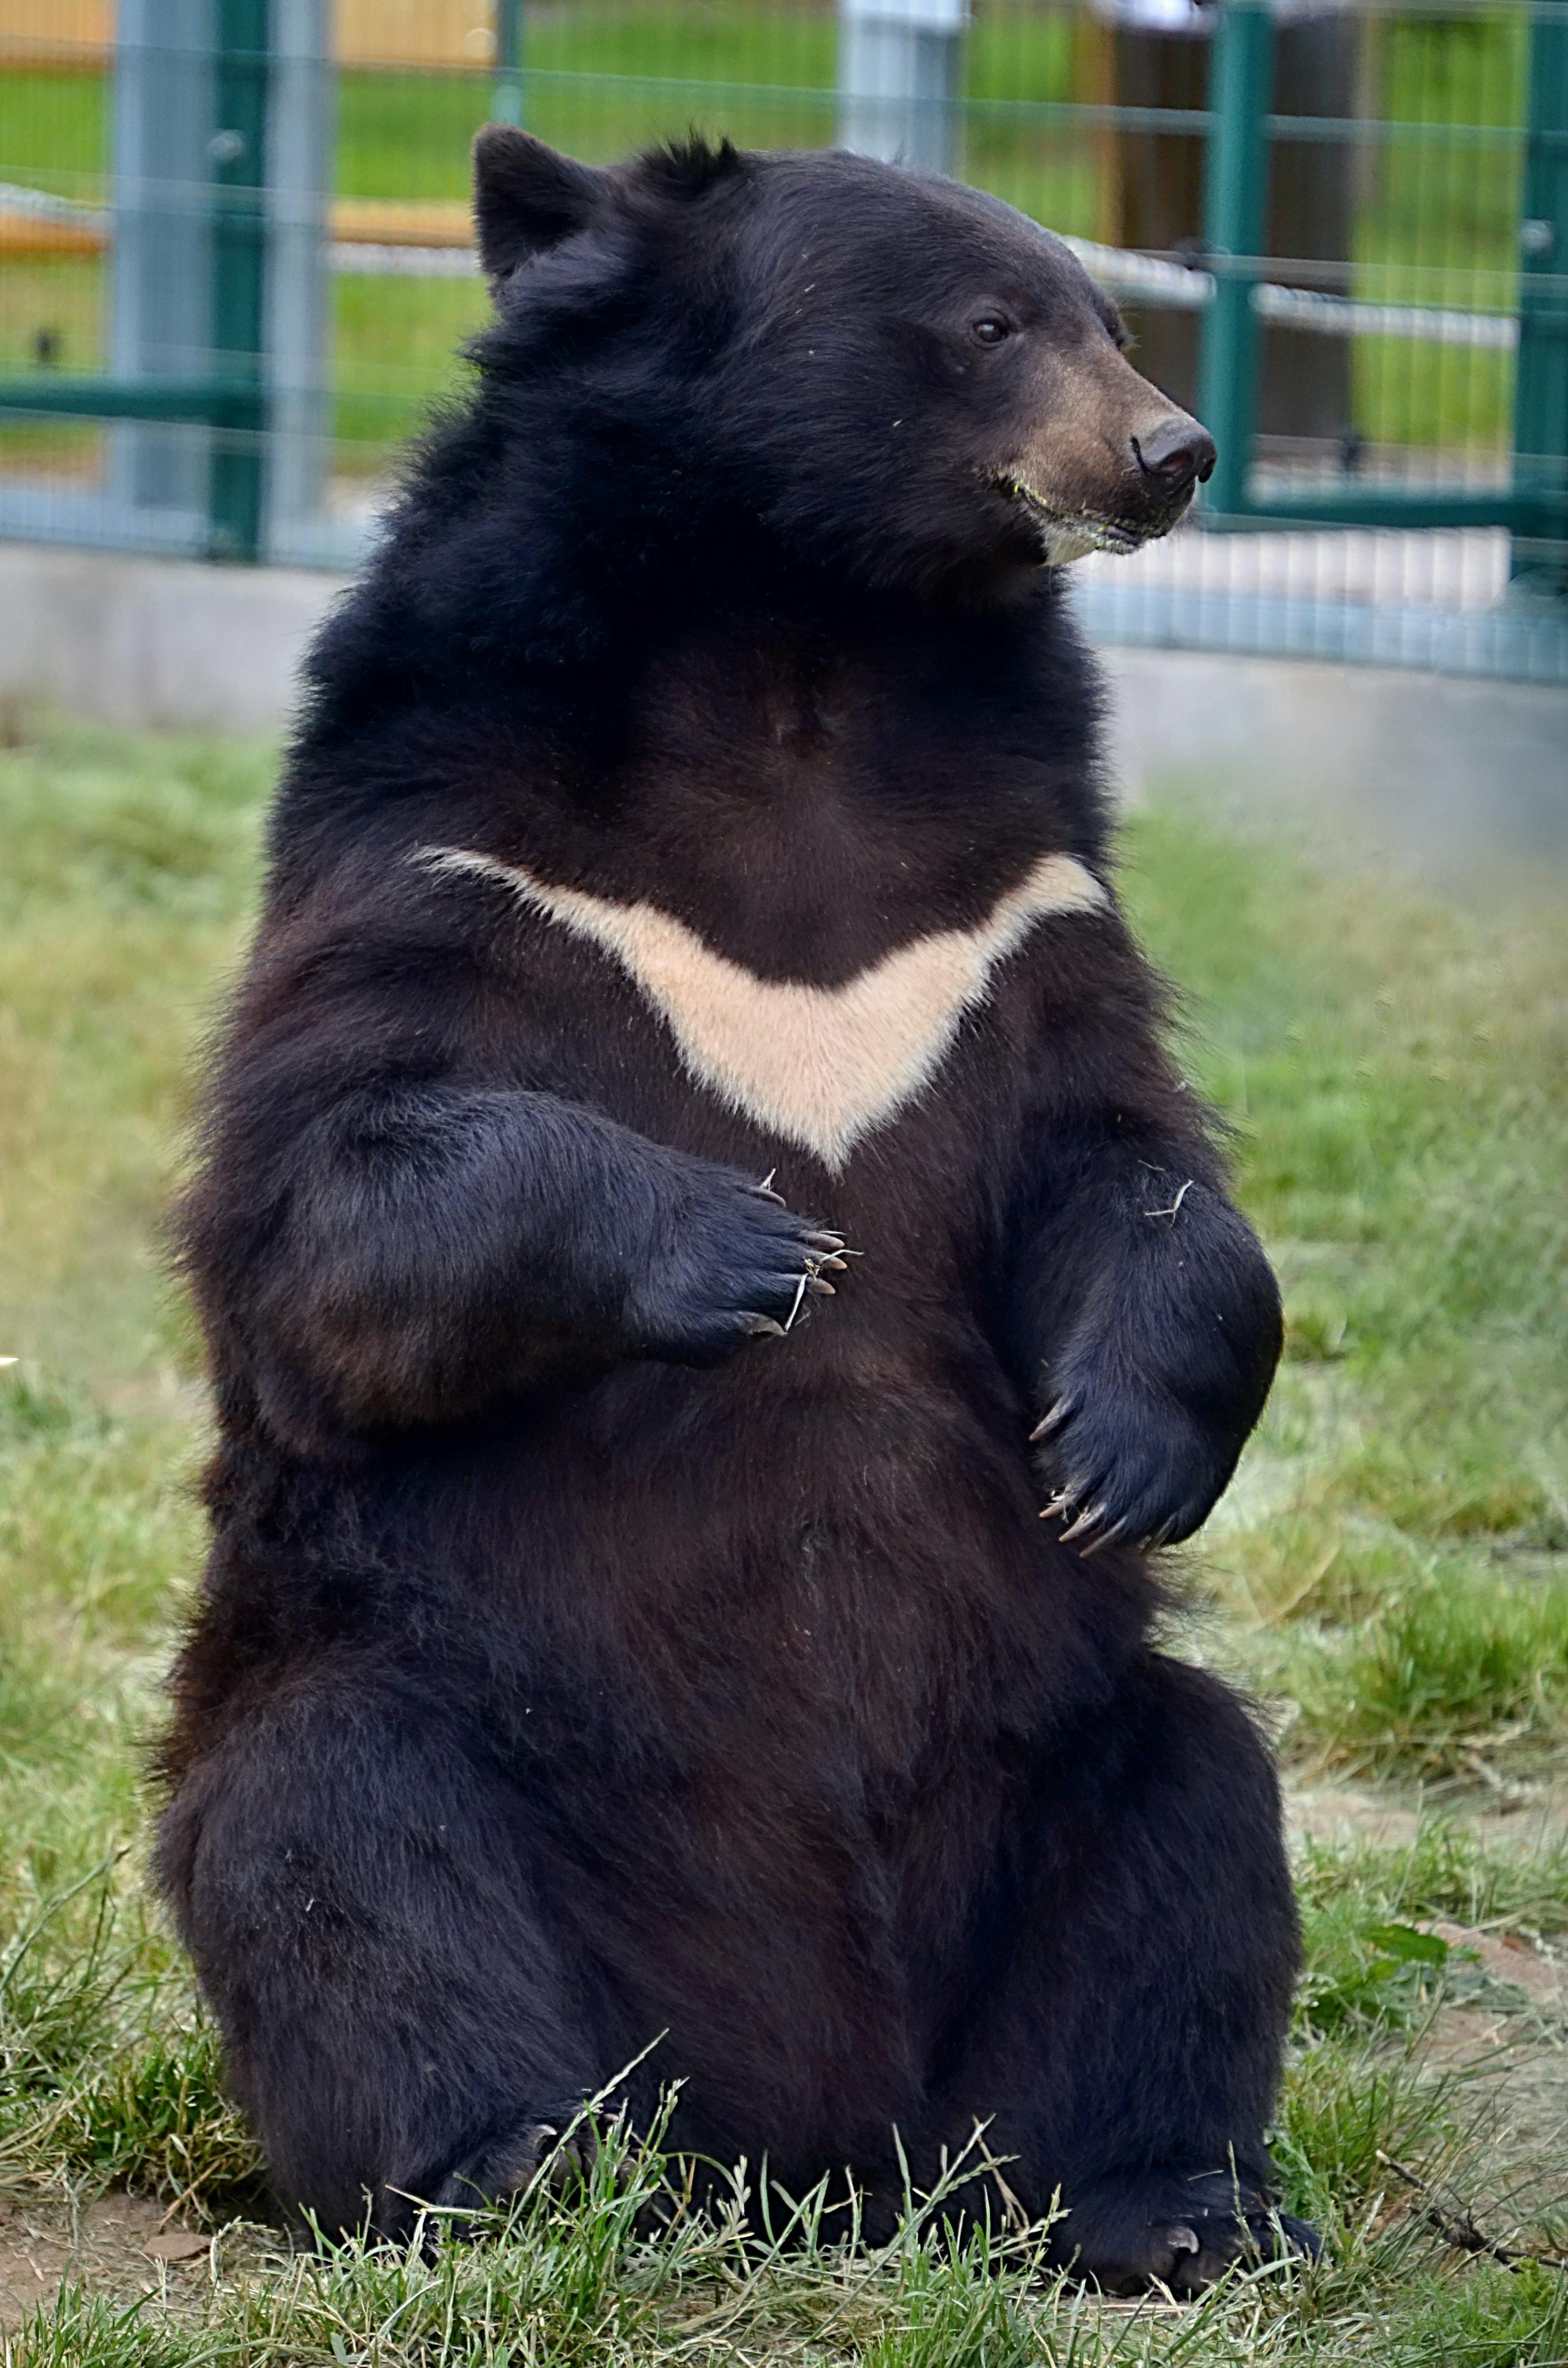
top-left (991, 474), bottom-right (1150, 566)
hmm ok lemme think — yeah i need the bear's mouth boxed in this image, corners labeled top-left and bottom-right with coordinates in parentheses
top-left (993, 474), bottom-right (1149, 563)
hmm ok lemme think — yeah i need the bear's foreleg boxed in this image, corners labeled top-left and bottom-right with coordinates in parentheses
top-left (1010, 1119), bottom-right (1282, 1551)
top-left (185, 1073), bottom-right (840, 1447)
top-left (156, 1679), bottom-right (597, 2240)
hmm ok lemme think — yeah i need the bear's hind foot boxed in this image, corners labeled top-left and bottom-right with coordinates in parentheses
top-left (1050, 2169), bottom-right (1320, 2297)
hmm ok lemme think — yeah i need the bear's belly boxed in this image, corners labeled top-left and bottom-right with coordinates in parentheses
top-left (470, 1314), bottom-right (1114, 1762)
top-left (419, 1322), bottom-right (1145, 2157)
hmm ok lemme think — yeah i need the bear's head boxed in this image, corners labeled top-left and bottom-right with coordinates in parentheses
top-left (470, 129), bottom-right (1213, 606)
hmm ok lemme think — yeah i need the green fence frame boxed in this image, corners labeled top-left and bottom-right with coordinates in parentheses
top-left (207, 0), bottom-right (271, 561)
top-left (1192, 0), bottom-right (1568, 581)
top-left (1513, 7), bottom-right (1568, 591)
top-left (0, 1), bottom-right (273, 562)
top-left (493, 0), bottom-right (526, 131)
top-left (0, 1), bottom-right (1562, 586)
top-left (1196, 0), bottom-right (1272, 520)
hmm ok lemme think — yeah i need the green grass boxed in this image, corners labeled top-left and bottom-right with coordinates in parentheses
top-left (1123, 803), bottom-right (1568, 1785)
top-left (0, 67), bottom-right (104, 203)
top-left (1, 714), bottom-right (1566, 2359)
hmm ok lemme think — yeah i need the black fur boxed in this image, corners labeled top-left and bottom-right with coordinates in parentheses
top-left (158, 136), bottom-right (1304, 2288)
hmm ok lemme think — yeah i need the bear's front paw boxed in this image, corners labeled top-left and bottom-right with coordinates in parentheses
top-left (1032, 1372), bottom-right (1240, 1554)
top-left (626, 1173), bottom-right (849, 1366)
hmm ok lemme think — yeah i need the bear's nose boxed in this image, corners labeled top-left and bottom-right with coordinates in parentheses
top-left (1132, 419), bottom-right (1217, 490)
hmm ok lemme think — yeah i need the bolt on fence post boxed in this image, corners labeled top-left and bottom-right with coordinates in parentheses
top-left (493, 0), bottom-right (525, 127)
top-left (209, 0), bottom-right (270, 561)
top-left (838, 0), bottom-right (968, 179)
top-left (1196, 0), bottom-right (1274, 519)
top-left (1511, 6), bottom-right (1568, 599)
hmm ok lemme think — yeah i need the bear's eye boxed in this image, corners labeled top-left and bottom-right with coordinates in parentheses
top-left (971, 316), bottom-right (1012, 347)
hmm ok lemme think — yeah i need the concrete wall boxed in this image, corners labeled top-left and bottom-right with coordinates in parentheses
top-left (1100, 645), bottom-right (1568, 887)
top-left (2, 543), bottom-right (1563, 884)
top-left (0, 544), bottom-right (340, 739)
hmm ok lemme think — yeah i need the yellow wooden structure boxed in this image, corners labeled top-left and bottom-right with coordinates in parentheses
top-left (0, 195), bottom-right (476, 258)
top-left (0, 0), bottom-right (502, 68)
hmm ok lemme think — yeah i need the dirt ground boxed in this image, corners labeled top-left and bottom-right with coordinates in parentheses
top-left (1290, 1781), bottom-right (1568, 2259)
top-left (0, 2189), bottom-right (211, 2333)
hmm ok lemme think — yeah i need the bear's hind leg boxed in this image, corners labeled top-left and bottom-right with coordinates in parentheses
top-left (157, 1681), bottom-right (594, 2241)
top-left (934, 1652), bottom-right (1312, 2291)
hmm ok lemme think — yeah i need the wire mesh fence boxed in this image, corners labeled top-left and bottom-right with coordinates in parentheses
top-left (0, 0), bottom-right (1563, 680)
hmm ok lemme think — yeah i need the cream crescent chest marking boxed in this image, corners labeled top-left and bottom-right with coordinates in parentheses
top-left (418, 842), bottom-right (1108, 1172)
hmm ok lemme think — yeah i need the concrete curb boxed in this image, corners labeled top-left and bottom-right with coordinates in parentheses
top-left (2, 543), bottom-right (1563, 878)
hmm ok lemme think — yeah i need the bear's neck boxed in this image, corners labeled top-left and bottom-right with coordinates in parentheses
top-left (406, 585), bottom-right (1106, 979)
top-left (298, 453), bottom-right (1109, 927)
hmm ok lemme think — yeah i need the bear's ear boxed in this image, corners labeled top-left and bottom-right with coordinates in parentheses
top-left (472, 127), bottom-right (608, 280)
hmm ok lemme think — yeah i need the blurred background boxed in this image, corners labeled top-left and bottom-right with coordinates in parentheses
top-left (0, 0), bottom-right (1562, 678)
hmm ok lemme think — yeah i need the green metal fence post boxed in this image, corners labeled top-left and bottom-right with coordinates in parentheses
top-left (209, 0), bottom-right (270, 561)
top-left (1511, 7), bottom-right (1568, 598)
top-left (1196, 0), bottom-right (1275, 518)
top-left (493, 0), bottom-right (525, 127)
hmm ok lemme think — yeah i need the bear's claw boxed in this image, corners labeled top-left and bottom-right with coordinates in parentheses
top-left (1033, 1378), bottom-right (1237, 1553)
top-left (432, 2110), bottom-right (599, 2230)
top-left (1029, 1395), bottom-right (1077, 1442)
top-left (624, 1170), bottom-right (853, 1360)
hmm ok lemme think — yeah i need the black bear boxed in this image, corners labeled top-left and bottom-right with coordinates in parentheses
top-left (158, 131), bottom-right (1313, 2294)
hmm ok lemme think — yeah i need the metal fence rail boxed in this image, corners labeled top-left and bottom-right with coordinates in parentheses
top-left (0, 0), bottom-right (1563, 682)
